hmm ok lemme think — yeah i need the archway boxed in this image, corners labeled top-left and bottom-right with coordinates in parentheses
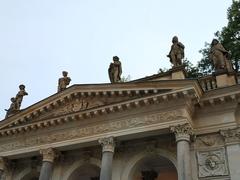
top-left (16, 167), bottom-right (39, 180)
top-left (122, 149), bottom-right (178, 180)
top-left (67, 164), bottom-right (100, 180)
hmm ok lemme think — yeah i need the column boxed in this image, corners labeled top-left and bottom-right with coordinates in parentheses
top-left (99, 137), bottom-right (115, 180)
top-left (220, 128), bottom-right (240, 180)
top-left (170, 123), bottom-right (193, 180)
top-left (0, 157), bottom-right (7, 180)
top-left (39, 148), bottom-right (58, 180)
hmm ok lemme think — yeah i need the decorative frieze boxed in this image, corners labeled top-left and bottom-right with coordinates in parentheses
top-left (197, 148), bottom-right (229, 178)
top-left (170, 123), bottom-right (194, 142)
top-left (99, 137), bottom-right (115, 153)
top-left (40, 148), bottom-right (59, 163)
top-left (220, 127), bottom-right (240, 144)
top-left (0, 110), bottom-right (185, 153)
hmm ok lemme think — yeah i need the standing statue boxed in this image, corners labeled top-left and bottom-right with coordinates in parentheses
top-left (209, 39), bottom-right (234, 73)
top-left (167, 36), bottom-right (185, 67)
top-left (5, 84), bottom-right (28, 118)
top-left (15, 84), bottom-right (28, 110)
top-left (5, 97), bottom-right (18, 118)
top-left (108, 56), bottom-right (122, 83)
top-left (58, 71), bottom-right (71, 92)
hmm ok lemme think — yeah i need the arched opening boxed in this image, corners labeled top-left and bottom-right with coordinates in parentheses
top-left (20, 171), bottom-right (39, 180)
top-left (67, 164), bottom-right (100, 180)
top-left (131, 155), bottom-right (177, 180)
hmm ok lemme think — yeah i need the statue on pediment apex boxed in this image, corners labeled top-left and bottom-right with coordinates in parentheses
top-left (58, 71), bottom-right (71, 92)
top-left (108, 56), bottom-right (122, 83)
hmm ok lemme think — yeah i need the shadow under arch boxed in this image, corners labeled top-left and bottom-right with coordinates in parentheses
top-left (121, 148), bottom-right (177, 180)
top-left (15, 167), bottom-right (39, 180)
top-left (63, 158), bottom-right (101, 180)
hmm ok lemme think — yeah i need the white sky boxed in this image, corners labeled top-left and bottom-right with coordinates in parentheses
top-left (0, 0), bottom-right (232, 119)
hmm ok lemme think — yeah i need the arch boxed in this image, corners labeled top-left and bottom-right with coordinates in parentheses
top-left (121, 148), bottom-right (177, 180)
top-left (15, 167), bottom-right (39, 180)
top-left (63, 158), bottom-right (101, 180)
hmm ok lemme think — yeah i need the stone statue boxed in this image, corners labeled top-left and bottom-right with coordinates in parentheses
top-left (167, 36), bottom-right (185, 67)
top-left (5, 97), bottom-right (18, 118)
top-left (58, 71), bottom-right (71, 92)
top-left (209, 39), bottom-right (234, 73)
top-left (108, 56), bottom-right (122, 83)
top-left (15, 84), bottom-right (28, 110)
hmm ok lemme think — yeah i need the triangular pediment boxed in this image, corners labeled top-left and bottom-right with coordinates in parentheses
top-left (0, 80), bottom-right (202, 134)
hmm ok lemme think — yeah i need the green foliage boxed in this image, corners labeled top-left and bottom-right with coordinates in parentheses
top-left (198, 42), bottom-right (213, 75)
top-left (183, 59), bottom-right (201, 78)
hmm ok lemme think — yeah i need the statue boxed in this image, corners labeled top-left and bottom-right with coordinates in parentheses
top-left (5, 97), bottom-right (18, 118)
top-left (209, 39), bottom-right (234, 73)
top-left (5, 84), bottom-right (28, 118)
top-left (108, 56), bottom-right (122, 83)
top-left (167, 36), bottom-right (185, 67)
top-left (58, 71), bottom-right (71, 92)
top-left (15, 84), bottom-right (28, 110)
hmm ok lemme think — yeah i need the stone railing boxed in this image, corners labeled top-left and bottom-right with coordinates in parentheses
top-left (199, 75), bottom-right (217, 92)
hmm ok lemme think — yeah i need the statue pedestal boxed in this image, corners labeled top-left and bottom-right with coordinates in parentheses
top-left (171, 65), bottom-right (186, 80)
top-left (215, 71), bottom-right (237, 88)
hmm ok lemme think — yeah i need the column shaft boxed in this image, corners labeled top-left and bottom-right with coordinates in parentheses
top-left (100, 151), bottom-right (114, 180)
top-left (39, 161), bottom-right (53, 180)
top-left (177, 140), bottom-right (191, 180)
top-left (0, 169), bottom-right (3, 180)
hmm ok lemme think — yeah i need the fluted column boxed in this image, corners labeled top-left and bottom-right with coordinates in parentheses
top-left (171, 123), bottom-right (193, 180)
top-left (39, 148), bottom-right (58, 180)
top-left (99, 137), bottom-right (115, 180)
top-left (0, 157), bottom-right (7, 180)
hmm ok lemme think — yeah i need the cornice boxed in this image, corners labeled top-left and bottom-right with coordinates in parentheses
top-left (0, 87), bottom-right (198, 137)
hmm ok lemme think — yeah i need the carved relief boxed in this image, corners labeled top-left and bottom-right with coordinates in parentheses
top-left (0, 110), bottom-right (185, 153)
top-left (195, 134), bottom-right (224, 148)
top-left (220, 127), bottom-right (240, 144)
top-left (197, 148), bottom-right (229, 178)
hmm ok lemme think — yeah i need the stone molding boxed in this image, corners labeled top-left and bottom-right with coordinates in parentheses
top-left (40, 148), bottom-right (59, 163)
top-left (0, 110), bottom-right (186, 154)
top-left (220, 127), bottom-right (240, 144)
top-left (170, 123), bottom-right (194, 142)
top-left (0, 87), bottom-right (197, 137)
top-left (98, 137), bottom-right (115, 153)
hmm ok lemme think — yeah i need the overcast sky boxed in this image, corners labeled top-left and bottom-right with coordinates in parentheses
top-left (0, 0), bottom-right (232, 119)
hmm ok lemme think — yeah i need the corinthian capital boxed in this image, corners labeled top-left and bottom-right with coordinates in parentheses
top-left (98, 137), bottom-right (115, 153)
top-left (40, 148), bottom-right (59, 163)
top-left (220, 127), bottom-right (240, 144)
top-left (170, 123), bottom-right (194, 142)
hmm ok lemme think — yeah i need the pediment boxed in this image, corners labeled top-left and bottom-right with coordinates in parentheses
top-left (0, 80), bottom-right (202, 134)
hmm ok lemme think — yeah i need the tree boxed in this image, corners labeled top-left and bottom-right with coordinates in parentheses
top-left (198, 0), bottom-right (240, 73)
top-left (198, 42), bottom-right (213, 75)
top-left (183, 59), bottom-right (201, 78)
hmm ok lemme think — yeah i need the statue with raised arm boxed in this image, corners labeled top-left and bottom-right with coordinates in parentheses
top-left (167, 36), bottom-right (185, 67)
top-left (15, 84), bottom-right (28, 110)
top-left (209, 39), bottom-right (234, 73)
top-left (58, 71), bottom-right (71, 92)
top-left (5, 97), bottom-right (18, 118)
top-left (108, 56), bottom-right (122, 83)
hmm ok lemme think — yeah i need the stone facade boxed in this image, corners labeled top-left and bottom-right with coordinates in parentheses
top-left (0, 70), bottom-right (240, 180)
